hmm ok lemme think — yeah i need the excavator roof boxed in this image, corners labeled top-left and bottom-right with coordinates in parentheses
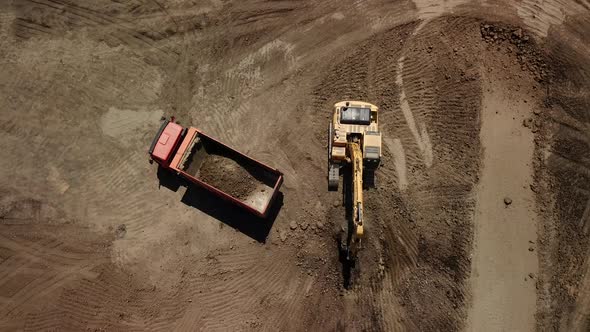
top-left (340, 107), bottom-right (371, 125)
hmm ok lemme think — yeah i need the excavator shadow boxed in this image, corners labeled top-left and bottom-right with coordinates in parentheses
top-left (337, 164), bottom-right (357, 289)
top-left (157, 166), bottom-right (282, 243)
top-left (338, 242), bottom-right (356, 289)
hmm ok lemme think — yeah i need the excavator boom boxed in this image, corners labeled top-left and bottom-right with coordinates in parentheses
top-left (346, 141), bottom-right (364, 260)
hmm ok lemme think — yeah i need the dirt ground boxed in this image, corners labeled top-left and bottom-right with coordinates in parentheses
top-left (0, 0), bottom-right (589, 331)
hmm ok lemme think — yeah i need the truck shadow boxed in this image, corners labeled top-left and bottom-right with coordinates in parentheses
top-left (156, 165), bottom-right (183, 192)
top-left (157, 166), bottom-right (282, 243)
top-left (181, 186), bottom-right (282, 243)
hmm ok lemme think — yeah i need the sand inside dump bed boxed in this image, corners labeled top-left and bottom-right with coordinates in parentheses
top-left (181, 135), bottom-right (277, 211)
top-left (198, 154), bottom-right (259, 199)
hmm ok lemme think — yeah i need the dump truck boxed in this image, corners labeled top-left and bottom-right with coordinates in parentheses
top-left (149, 118), bottom-right (283, 218)
top-left (328, 101), bottom-right (382, 262)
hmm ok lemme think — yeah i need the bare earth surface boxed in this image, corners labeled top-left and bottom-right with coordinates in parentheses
top-left (468, 74), bottom-right (539, 332)
top-left (0, 0), bottom-right (589, 331)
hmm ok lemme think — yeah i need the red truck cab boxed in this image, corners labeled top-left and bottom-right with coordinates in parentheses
top-left (149, 120), bottom-right (184, 167)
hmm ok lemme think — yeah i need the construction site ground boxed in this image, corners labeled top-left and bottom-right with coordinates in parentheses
top-left (1, 0), bottom-right (589, 331)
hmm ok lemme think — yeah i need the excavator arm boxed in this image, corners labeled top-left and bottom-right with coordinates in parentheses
top-left (346, 141), bottom-right (364, 260)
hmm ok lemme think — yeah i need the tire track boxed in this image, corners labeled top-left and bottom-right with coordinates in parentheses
top-left (75, 149), bottom-right (169, 235)
top-left (569, 245), bottom-right (590, 331)
top-left (396, 55), bottom-right (434, 167)
top-left (0, 262), bottom-right (100, 318)
top-left (21, 0), bottom-right (175, 59)
top-left (195, 38), bottom-right (297, 146)
top-left (172, 250), bottom-right (298, 331)
top-left (0, 233), bottom-right (98, 265)
top-left (0, 222), bottom-right (114, 329)
top-left (542, 27), bottom-right (590, 330)
top-left (13, 17), bottom-right (56, 39)
top-left (515, 0), bottom-right (567, 37)
top-left (0, 255), bottom-right (27, 283)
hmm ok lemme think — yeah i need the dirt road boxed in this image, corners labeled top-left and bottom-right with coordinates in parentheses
top-left (468, 74), bottom-right (539, 331)
top-left (0, 0), bottom-right (589, 331)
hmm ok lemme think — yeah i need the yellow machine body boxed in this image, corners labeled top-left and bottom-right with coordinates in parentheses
top-left (328, 101), bottom-right (381, 261)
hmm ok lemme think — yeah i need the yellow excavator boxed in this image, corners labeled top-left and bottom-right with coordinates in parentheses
top-left (328, 101), bottom-right (381, 263)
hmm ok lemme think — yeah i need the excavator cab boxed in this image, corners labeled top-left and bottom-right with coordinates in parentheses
top-left (328, 101), bottom-right (381, 191)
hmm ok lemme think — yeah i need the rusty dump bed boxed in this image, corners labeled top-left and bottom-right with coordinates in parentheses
top-left (170, 127), bottom-right (282, 217)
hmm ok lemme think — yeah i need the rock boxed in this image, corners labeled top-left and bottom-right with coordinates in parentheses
top-left (316, 221), bottom-right (324, 230)
top-left (529, 272), bottom-right (535, 279)
top-left (513, 28), bottom-right (523, 38)
top-left (533, 109), bottom-right (541, 115)
top-left (523, 118), bottom-right (533, 128)
top-left (528, 246), bottom-right (535, 252)
top-left (279, 229), bottom-right (288, 242)
top-left (290, 221), bottom-right (298, 230)
top-left (333, 200), bottom-right (340, 208)
top-left (300, 222), bottom-right (309, 231)
top-left (504, 197), bottom-right (512, 205)
top-left (116, 224), bottom-right (127, 239)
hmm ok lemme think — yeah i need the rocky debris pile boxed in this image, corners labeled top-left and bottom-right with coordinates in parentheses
top-left (480, 24), bottom-right (529, 43)
top-left (480, 23), bottom-right (550, 82)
